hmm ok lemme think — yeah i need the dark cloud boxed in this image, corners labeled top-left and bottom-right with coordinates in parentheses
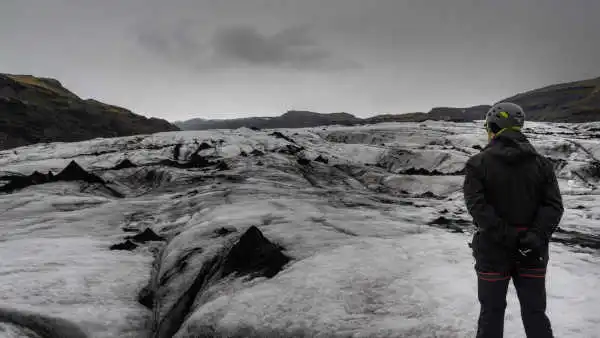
top-left (1, 0), bottom-right (599, 121)
top-left (212, 26), bottom-right (326, 66)
top-left (137, 19), bottom-right (207, 66)
top-left (137, 23), bottom-right (360, 71)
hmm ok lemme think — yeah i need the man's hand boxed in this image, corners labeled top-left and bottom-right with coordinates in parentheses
top-left (518, 231), bottom-right (543, 259)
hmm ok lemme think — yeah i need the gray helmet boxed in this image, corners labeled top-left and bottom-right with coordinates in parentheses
top-left (485, 102), bottom-right (525, 133)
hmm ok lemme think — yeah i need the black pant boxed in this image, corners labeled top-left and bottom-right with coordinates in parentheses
top-left (476, 263), bottom-right (553, 338)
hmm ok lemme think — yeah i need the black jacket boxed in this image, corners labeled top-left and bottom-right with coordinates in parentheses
top-left (463, 130), bottom-right (563, 267)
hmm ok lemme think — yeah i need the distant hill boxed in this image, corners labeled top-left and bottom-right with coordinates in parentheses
top-left (0, 74), bottom-right (178, 150)
top-left (174, 106), bottom-right (488, 131)
top-left (498, 76), bottom-right (600, 123)
top-left (174, 111), bottom-right (364, 130)
top-left (176, 76), bottom-right (600, 131)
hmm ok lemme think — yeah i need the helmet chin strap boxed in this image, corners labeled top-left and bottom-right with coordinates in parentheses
top-left (486, 126), bottom-right (521, 142)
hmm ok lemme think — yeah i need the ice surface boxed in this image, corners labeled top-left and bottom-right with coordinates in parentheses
top-left (1, 121), bottom-right (599, 337)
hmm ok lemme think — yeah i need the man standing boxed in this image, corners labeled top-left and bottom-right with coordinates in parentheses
top-left (463, 102), bottom-right (564, 338)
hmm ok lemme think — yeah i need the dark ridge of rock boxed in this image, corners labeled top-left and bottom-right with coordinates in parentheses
top-left (222, 226), bottom-right (291, 278)
top-left (113, 159), bottom-right (136, 170)
top-left (138, 285), bottom-right (155, 309)
top-left (439, 209), bottom-right (449, 214)
top-left (30, 171), bottom-right (51, 183)
top-left (269, 132), bottom-right (296, 144)
top-left (428, 216), bottom-right (471, 233)
top-left (546, 157), bottom-right (569, 173)
top-left (159, 155), bottom-right (219, 170)
top-left (185, 189), bottom-right (199, 197)
top-left (109, 240), bottom-right (138, 251)
top-left (215, 174), bottom-right (245, 183)
top-left (574, 205), bottom-right (586, 210)
top-left (372, 195), bottom-right (415, 206)
top-left (126, 228), bottom-right (165, 243)
top-left (155, 255), bottom-right (222, 338)
top-left (186, 142), bottom-right (214, 162)
top-left (250, 149), bottom-right (265, 157)
top-left (216, 161), bottom-right (230, 171)
top-left (311, 217), bottom-right (358, 236)
top-left (473, 145), bottom-right (483, 151)
top-left (240, 151), bottom-right (248, 157)
top-left (214, 227), bottom-right (237, 237)
top-left (0, 307), bottom-right (90, 338)
top-left (296, 157), bottom-right (311, 166)
top-left (249, 126), bottom-right (261, 131)
top-left (277, 144), bottom-right (305, 156)
top-left (399, 167), bottom-right (465, 176)
top-left (553, 227), bottom-right (600, 249)
top-left (314, 155), bottom-right (329, 164)
top-left (197, 142), bottom-right (213, 151)
top-left (0, 161), bottom-right (123, 196)
top-left (579, 161), bottom-right (600, 179)
top-left (418, 191), bottom-right (444, 199)
top-left (256, 161), bottom-right (264, 166)
top-left (189, 154), bottom-right (216, 168)
top-left (154, 226), bottom-right (290, 338)
top-left (159, 247), bottom-right (205, 287)
top-left (55, 161), bottom-right (105, 183)
top-left (122, 227), bottom-right (139, 233)
top-left (173, 143), bottom-right (182, 160)
top-left (0, 175), bottom-right (36, 193)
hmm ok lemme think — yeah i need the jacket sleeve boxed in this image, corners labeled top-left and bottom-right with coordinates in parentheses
top-left (531, 158), bottom-right (564, 242)
top-left (463, 157), bottom-right (516, 246)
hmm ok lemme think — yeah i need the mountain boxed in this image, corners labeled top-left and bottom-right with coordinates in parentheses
top-left (1, 121), bottom-right (598, 337)
top-left (176, 76), bottom-right (600, 130)
top-left (174, 107), bottom-right (493, 131)
top-left (0, 73), bottom-right (179, 150)
top-left (175, 110), bottom-right (364, 130)
top-left (498, 76), bottom-right (600, 122)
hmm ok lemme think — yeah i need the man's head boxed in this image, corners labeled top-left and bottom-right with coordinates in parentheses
top-left (484, 102), bottom-right (526, 142)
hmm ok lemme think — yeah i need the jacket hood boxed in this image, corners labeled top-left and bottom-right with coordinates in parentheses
top-left (484, 129), bottom-right (538, 164)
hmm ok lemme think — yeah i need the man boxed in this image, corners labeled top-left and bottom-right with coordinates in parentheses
top-left (463, 102), bottom-right (564, 338)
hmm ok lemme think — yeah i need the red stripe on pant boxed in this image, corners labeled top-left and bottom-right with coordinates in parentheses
top-left (477, 271), bottom-right (510, 282)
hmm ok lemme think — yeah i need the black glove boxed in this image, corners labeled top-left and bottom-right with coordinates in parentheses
top-left (517, 231), bottom-right (543, 258)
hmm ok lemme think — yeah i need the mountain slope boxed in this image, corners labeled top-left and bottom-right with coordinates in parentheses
top-left (176, 76), bottom-right (600, 130)
top-left (175, 110), bottom-right (364, 130)
top-left (499, 76), bottom-right (600, 122)
top-left (0, 73), bottom-right (179, 150)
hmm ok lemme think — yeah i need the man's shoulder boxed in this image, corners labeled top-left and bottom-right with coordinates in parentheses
top-left (466, 149), bottom-right (489, 167)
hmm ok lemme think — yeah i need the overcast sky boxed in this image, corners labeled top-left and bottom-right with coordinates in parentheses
top-left (1, 0), bottom-right (599, 121)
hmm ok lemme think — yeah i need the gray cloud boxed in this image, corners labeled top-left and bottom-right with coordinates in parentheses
top-left (212, 26), bottom-right (326, 66)
top-left (1, 0), bottom-right (599, 121)
top-left (138, 23), bottom-right (359, 71)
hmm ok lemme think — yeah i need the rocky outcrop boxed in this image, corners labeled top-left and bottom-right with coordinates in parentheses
top-left (126, 228), bottom-right (165, 243)
top-left (153, 226), bottom-right (290, 338)
top-left (0, 160), bottom-right (122, 197)
top-left (0, 73), bottom-right (179, 150)
top-left (109, 240), bottom-right (138, 251)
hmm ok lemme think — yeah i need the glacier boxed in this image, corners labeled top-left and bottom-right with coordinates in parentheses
top-left (0, 121), bottom-right (599, 337)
